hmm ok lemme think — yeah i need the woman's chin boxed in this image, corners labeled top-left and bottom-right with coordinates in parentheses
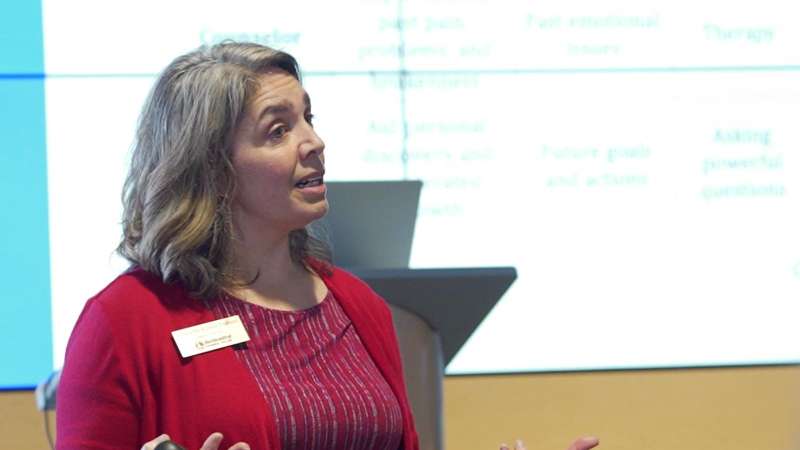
top-left (296, 201), bottom-right (329, 227)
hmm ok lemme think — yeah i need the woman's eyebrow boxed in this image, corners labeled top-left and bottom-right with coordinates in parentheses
top-left (257, 100), bottom-right (294, 123)
top-left (256, 92), bottom-right (311, 122)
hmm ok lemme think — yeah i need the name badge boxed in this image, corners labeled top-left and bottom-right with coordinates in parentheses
top-left (171, 315), bottom-right (251, 358)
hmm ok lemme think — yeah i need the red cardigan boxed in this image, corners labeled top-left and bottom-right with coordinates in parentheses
top-left (56, 266), bottom-right (420, 450)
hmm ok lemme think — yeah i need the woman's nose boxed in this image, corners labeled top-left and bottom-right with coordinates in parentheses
top-left (300, 125), bottom-right (325, 160)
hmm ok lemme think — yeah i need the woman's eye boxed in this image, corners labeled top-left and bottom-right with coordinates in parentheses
top-left (268, 125), bottom-right (288, 141)
top-left (305, 113), bottom-right (314, 126)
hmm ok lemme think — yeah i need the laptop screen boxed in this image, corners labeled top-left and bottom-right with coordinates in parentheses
top-left (316, 180), bottom-right (422, 269)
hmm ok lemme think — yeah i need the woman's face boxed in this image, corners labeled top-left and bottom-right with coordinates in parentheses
top-left (229, 70), bottom-right (327, 236)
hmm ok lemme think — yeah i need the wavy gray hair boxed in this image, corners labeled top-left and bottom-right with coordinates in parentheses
top-left (118, 41), bottom-right (331, 300)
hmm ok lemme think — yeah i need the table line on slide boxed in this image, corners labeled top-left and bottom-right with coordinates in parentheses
top-left (3, 65), bottom-right (800, 80)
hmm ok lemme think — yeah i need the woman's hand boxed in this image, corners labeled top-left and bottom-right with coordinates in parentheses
top-left (141, 432), bottom-right (251, 450)
top-left (565, 437), bottom-right (600, 450)
top-left (500, 436), bottom-right (599, 450)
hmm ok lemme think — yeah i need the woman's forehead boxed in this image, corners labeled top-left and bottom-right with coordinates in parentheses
top-left (248, 71), bottom-right (309, 114)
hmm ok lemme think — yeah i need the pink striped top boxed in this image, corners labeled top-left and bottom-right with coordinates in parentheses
top-left (211, 291), bottom-right (404, 450)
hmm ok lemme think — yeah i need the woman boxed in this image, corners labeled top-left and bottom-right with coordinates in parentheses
top-left (57, 41), bottom-right (416, 450)
top-left (56, 41), bottom-right (599, 450)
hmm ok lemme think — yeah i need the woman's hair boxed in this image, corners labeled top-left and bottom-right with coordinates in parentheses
top-left (118, 41), bottom-right (331, 300)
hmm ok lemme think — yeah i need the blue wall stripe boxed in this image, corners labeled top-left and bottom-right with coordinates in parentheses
top-left (0, 1), bottom-right (52, 389)
top-left (0, 2), bottom-right (44, 74)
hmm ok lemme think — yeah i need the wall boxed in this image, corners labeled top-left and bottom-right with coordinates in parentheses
top-left (444, 366), bottom-right (800, 450)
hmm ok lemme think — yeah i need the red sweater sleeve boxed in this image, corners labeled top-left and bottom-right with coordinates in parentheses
top-left (56, 298), bottom-right (141, 449)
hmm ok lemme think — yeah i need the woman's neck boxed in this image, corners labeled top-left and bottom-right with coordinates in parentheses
top-left (228, 219), bottom-right (321, 311)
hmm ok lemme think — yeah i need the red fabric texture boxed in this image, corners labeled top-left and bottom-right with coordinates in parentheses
top-left (56, 265), bottom-right (419, 450)
top-left (211, 291), bottom-right (404, 450)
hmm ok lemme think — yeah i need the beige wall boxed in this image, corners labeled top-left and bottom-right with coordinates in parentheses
top-left (4, 366), bottom-right (800, 449)
top-left (0, 390), bottom-right (54, 449)
top-left (445, 366), bottom-right (800, 450)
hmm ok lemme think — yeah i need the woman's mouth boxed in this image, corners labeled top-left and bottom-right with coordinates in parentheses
top-left (295, 176), bottom-right (324, 188)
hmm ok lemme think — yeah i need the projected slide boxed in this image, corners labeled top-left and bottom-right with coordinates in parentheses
top-left (1, 0), bottom-right (799, 387)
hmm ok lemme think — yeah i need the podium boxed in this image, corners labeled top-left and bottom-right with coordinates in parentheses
top-left (350, 267), bottom-right (517, 450)
top-left (324, 180), bottom-right (517, 450)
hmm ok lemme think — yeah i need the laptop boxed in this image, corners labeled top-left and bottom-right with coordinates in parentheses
top-left (313, 180), bottom-right (422, 269)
